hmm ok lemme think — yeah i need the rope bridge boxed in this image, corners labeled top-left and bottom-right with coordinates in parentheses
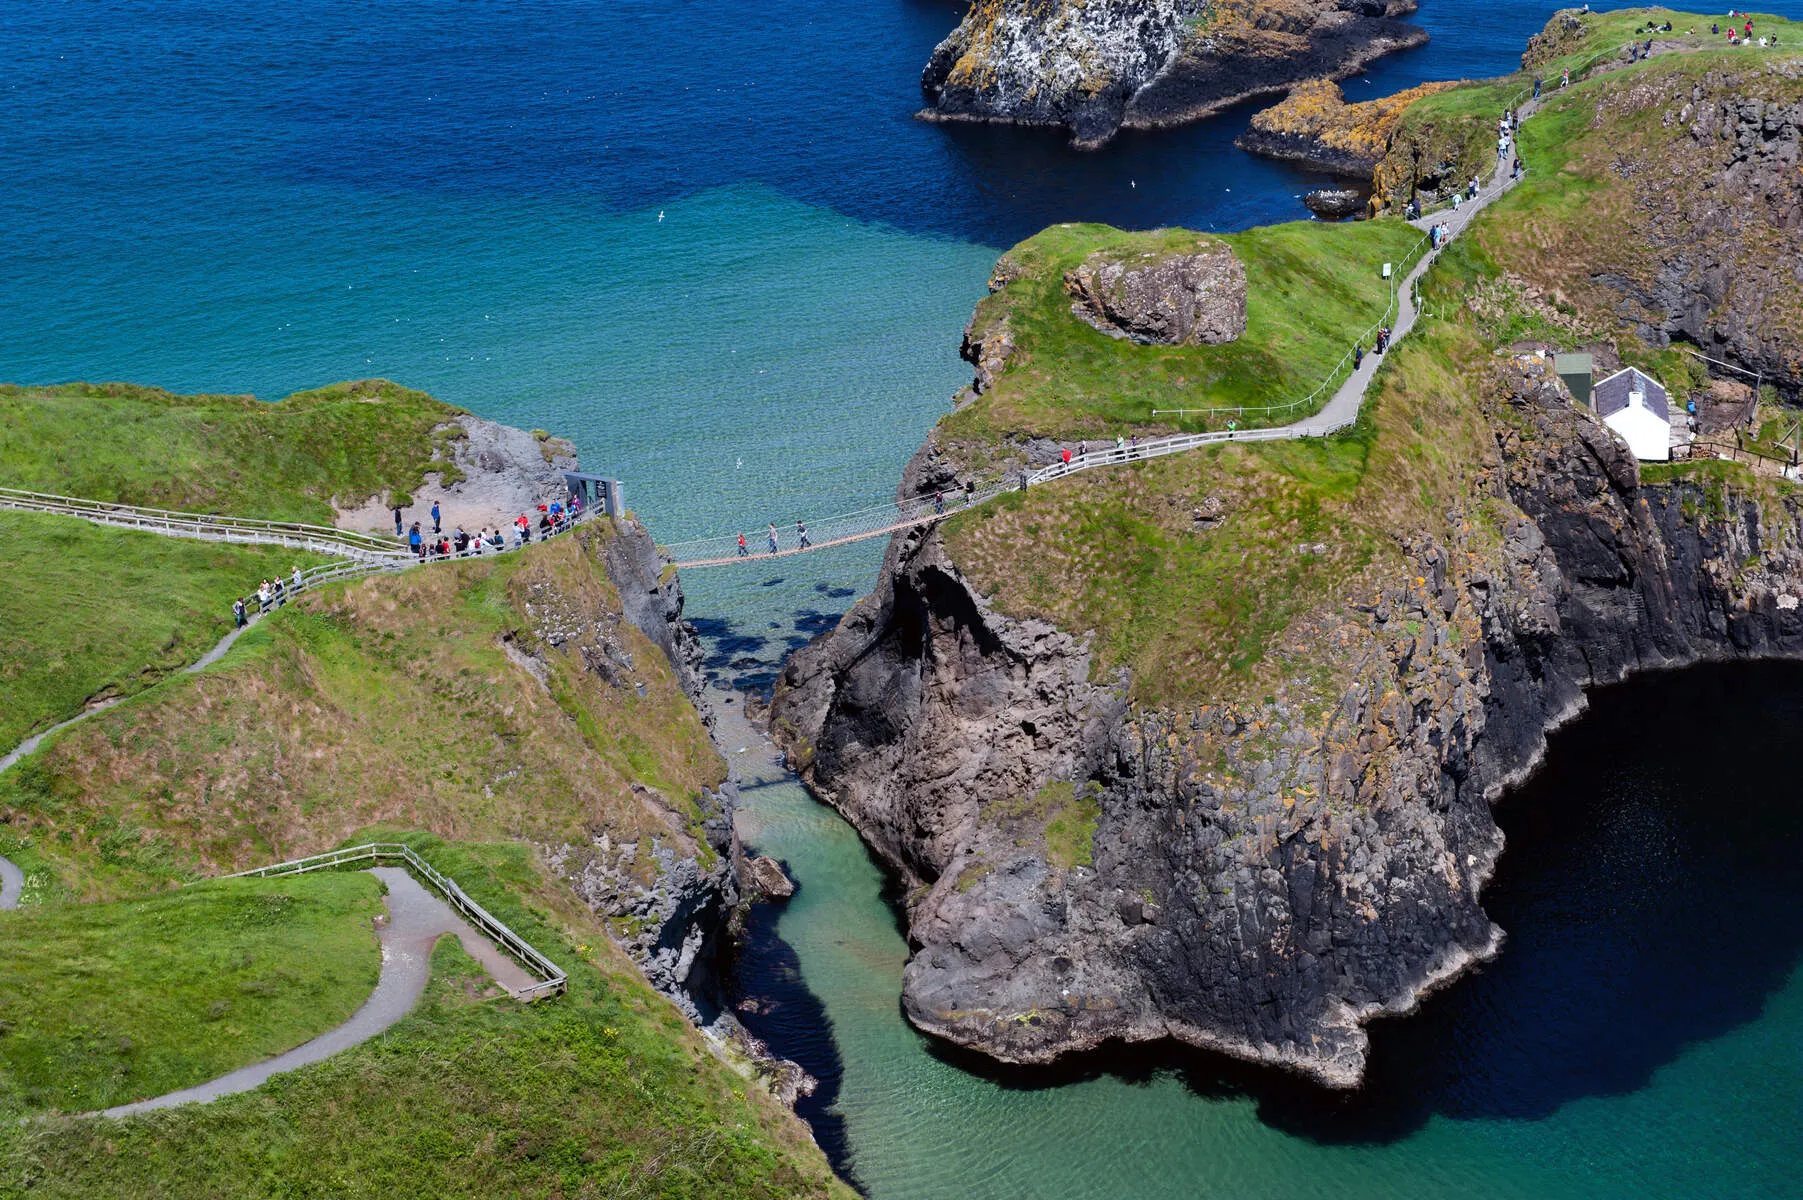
top-left (4, 98), bottom-right (1536, 578)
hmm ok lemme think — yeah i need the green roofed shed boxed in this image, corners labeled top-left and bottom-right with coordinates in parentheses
top-left (1555, 353), bottom-right (1594, 407)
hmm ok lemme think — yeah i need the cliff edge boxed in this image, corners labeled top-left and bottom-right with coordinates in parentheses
top-left (777, 40), bottom-right (1803, 1086)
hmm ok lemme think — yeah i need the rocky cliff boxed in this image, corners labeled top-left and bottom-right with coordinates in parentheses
top-left (1500, 63), bottom-right (1803, 392)
top-left (541, 519), bottom-right (746, 1026)
top-left (1236, 78), bottom-right (1459, 180)
top-left (922, 0), bottom-right (1426, 149)
top-left (774, 43), bottom-right (1803, 1084)
top-left (774, 353), bottom-right (1803, 1086)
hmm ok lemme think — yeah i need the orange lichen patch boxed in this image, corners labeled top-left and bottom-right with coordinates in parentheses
top-left (1249, 78), bottom-right (1462, 164)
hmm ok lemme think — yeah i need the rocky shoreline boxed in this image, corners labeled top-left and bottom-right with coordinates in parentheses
top-left (764, 40), bottom-right (1803, 1086)
top-left (920, 0), bottom-right (1426, 150)
top-left (769, 359), bottom-right (1803, 1086)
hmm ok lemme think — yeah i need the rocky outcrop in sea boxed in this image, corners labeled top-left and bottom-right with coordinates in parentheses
top-left (921, 0), bottom-right (1427, 149)
top-left (771, 358), bottom-right (1803, 1086)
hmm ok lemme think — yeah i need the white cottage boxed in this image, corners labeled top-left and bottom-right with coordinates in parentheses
top-left (1592, 366), bottom-right (1671, 461)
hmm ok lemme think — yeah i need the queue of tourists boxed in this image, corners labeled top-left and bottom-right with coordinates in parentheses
top-left (233, 489), bottom-right (593, 623)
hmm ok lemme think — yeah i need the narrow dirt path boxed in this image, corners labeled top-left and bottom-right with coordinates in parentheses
top-left (0, 613), bottom-right (274, 910)
top-left (0, 611), bottom-right (265, 784)
top-left (94, 866), bottom-right (537, 1118)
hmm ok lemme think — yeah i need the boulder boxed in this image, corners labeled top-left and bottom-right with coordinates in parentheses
top-left (743, 855), bottom-right (795, 899)
top-left (1064, 242), bottom-right (1248, 346)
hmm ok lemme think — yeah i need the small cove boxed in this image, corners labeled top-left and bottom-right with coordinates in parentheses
top-left (727, 662), bottom-right (1803, 1199)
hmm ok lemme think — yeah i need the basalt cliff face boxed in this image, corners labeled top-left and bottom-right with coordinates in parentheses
top-left (539, 520), bottom-right (749, 1027)
top-left (922, 0), bottom-right (1426, 149)
top-left (773, 360), bottom-right (1803, 1086)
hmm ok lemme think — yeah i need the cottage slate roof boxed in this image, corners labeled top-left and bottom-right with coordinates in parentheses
top-left (1593, 366), bottom-right (1670, 422)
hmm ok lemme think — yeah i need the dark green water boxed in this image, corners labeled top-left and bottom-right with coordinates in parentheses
top-left (728, 664), bottom-right (1803, 1199)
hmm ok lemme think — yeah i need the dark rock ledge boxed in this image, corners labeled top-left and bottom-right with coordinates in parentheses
top-left (771, 361), bottom-right (1803, 1087)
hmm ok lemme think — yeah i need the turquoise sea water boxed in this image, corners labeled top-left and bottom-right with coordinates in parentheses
top-left (736, 665), bottom-right (1803, 1199)
top-left (7, 0), bottom-right (1803, 1194)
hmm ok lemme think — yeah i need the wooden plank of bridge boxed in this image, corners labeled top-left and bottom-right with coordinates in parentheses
top-left (672, 510), bottom-right (950, 569)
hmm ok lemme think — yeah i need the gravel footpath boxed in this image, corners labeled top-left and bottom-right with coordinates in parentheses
top-left (96, 866), bottom-right (538, 1118)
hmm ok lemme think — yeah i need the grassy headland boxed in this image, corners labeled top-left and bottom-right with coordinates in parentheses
top-left (940, 13), bottom-right (1803, 709)
top-left (0, 510), bottom-right (332, 752)
top-left (0, 834), bottom-right (853, 1199)
top-left (0, 517), bottom-right (849, 1195)
top-left (0, 525), bottom-right (721, 905)
top-left (0, 871), bottom-right (382, 1117)
top-left (944, 314), bottom-right (1500, 709)
top-left (0, 378), bottom-right (469, 522)
top-left (1372, 7), bottom-right (1803, 208)
top-left (943, 218), bottom-right (1426, 445)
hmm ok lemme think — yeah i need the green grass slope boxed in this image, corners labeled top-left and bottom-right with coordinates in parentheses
top-left (0, 835), bottom-right (854, 1200)
top-left (937, 17), bottom-right (1803, 709)
top-left (0, 511), bottom-right (332, 751)
top-left (0, 525), bottom-right (722, 906)
top-left (944, 314), bottom-right (1502, 709)
top-left (0, 871), bottom-right (382, 1117)
top-left (0, 519), bottom-right (850, 1196)
top-left (944, 218), bottom-right (1426, 445)
top-left (1374, 8), bottom-right (1803, 208)
top-left (0, 378), bottom-right (469, 522)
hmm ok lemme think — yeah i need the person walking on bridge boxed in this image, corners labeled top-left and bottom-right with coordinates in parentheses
top-left (737, 533), bottom-right (748, 557)
top-left (797, 521), bottom-right (811, 549)
top-left (767, 523), bottom-right (779, 555)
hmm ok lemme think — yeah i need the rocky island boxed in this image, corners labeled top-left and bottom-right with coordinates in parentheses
top-left (778, 12), bottom-right (1803, 1087)
top-left (921, 0), bottom-right (1428, 149)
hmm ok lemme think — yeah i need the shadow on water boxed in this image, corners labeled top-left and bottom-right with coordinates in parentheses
top-left (924, 661), bottom-right (1803, 1145)
top-left (692, 607), bottom-right (852, 696)
top-left (730, 884), bottom-right (865, 1194)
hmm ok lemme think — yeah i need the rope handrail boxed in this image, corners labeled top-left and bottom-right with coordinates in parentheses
top-left (221, 841), bottom-right (568, 999)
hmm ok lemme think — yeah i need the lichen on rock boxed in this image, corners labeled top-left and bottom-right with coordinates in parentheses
top-left (922, 0), bottom-right (1427, 149)
top-left (1238, 77), bottom-right (1460, 181)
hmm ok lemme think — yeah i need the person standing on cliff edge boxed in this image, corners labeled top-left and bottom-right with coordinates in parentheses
top-left (392, 503), bottom-right (404, 536)
top-left (431, 501), bottom-right (441, 534)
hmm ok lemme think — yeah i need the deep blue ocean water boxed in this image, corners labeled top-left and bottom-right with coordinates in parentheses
top-left (6, 1), bottom-right (1803, 1195)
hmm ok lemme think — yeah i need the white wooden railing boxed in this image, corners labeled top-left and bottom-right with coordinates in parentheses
top-left (223, 842), bottom-right (568, 1000)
